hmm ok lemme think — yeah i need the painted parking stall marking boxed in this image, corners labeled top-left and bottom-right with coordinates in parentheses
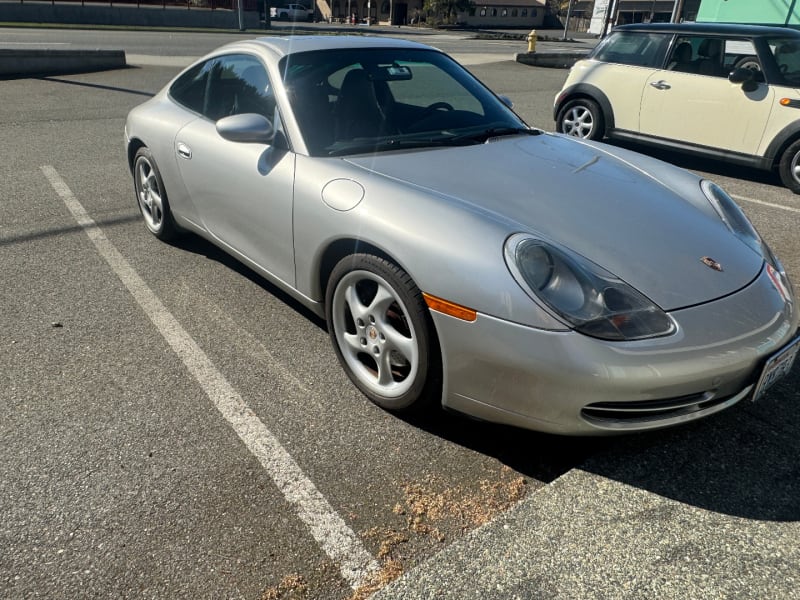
top-left (40, 165), bottom-right (379, 590)
top-left (732, 193), bottom-right (800, 214)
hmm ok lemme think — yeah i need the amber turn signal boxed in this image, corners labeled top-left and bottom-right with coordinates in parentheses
top-left (423, 293), bottom-right (477, 322)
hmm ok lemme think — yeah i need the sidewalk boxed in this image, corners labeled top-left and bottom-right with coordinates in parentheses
top-left (374, 403), bottom-right (800, 599)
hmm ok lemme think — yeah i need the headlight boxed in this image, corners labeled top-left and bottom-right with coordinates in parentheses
top-left (701, 180), bottom-right (793, 295)
top-left (505, 234), bottom-right (676, 341)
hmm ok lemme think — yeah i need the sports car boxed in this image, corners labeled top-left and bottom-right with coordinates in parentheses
top-left (124, 36), bottom-right (799, 435)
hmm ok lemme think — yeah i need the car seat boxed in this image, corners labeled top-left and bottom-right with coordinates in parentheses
top-left (697, 39), bottom-right (723, 76)
top-left (668, 41), bottom-right (695, 73)
top-left (334, 69), bottom-right (390, 141)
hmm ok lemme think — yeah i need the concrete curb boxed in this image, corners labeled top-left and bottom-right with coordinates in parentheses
top-left (515, 50), bottom-right (589, 69)
top-left (0, 49), bottom-right (127, 77)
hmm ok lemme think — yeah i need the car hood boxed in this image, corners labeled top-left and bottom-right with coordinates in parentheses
top-left (344, 133), bottom-right (764, 311)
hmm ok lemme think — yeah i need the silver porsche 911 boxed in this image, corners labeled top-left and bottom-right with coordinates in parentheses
top-left (124, 35), bottom-right (799, 435)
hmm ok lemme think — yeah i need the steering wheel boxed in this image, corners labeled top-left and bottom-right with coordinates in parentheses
top-left (423, 102), bottom-right (454, 115)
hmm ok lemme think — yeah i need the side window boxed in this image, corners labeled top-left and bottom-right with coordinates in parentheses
top-left (204, 54), bottom-right (275, 122)
top-left (694, 37), bottom-right (725, 77)
top-left (768, 38), bottom-right (800, 84)
top-left (593, 32), bottom-right (668, 68)
top-left (667, 36), bottom-right (755, 78)
top-left (667, 37), bottom-right (696, 73)
top-left (724, 39), bottom-right (764, 81)
top-left (170, 59), bottom-right (216, 115)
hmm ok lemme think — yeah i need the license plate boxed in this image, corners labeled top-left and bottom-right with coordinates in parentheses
top-left (753, 335), bottom-right (800, 401)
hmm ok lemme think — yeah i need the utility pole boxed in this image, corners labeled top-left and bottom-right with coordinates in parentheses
top-left (602, 0), bottom-right (618, 37)
top-left (562, 0), bottom-right (574, 41)
top-left (671, 0), bottom-right (685, 23)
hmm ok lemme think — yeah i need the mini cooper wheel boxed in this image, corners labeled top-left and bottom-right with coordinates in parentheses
top-left (779, 139), bottom-right (800, 194)
top-left (133, 147), bottom-right (178, 241)
top-left (326, 254), bottom-right (440, 412)
top-left (557, 98), bottom-right (604, 140)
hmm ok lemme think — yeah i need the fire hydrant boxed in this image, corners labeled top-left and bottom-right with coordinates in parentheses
top-left (527, 29), bottom-right (537, 53)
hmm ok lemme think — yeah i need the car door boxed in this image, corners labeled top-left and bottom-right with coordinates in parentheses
top-left (579, 31), bottom-right (669, 132)
top-left (173, 54), bottom-right (297, 286)
top-left (639, 36), bottom-right (774, 156)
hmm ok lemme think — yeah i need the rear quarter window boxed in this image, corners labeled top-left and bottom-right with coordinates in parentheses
top-left (593, 32), bottom-right (669, 68)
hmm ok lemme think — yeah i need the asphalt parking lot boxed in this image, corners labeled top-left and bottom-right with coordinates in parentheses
top-left (1, 29), bottom-right (799, 599)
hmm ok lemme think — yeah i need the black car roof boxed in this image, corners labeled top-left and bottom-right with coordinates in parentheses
top-left (614, 22), bottom-right (800, 38)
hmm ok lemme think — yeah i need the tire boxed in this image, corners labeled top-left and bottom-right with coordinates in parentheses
top-left (778, 139), bottom-right (800, 194)
top-left (133, 147), bottom-right (178, 241)
top-left (557, 98), bottom-right (604, 140)
top-left (733, 56), bottom-right (761, 73)
top-left (325, 254), bottom-right (440, 412)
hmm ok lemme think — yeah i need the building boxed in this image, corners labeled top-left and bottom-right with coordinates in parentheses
top-left (458, 0), bottom-right (546, 27)
top-left (696, 0), bottom-right (800, 26)
top-left (319, 0), bottom-right (544, 26)
top-left (565, 1), bottom-right (702, 34)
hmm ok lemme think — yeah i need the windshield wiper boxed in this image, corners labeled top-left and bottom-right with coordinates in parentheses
top-left (326, 136), bottom-right (481, 156)
top-left (325, 128), bottom-right (541, 156)
top-left (449, 127), bottom-right (543, 144)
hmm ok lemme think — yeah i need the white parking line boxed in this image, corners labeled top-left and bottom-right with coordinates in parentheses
top-left (732, 193), bottom-right (800, 214)
top-left (40, 165), bottom-right (379, 590)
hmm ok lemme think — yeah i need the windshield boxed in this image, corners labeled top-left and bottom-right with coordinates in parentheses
top-left (279, 48), bottom-right (527, 156)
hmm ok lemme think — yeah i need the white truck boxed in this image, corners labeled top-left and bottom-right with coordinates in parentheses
top-left (270, 4), bottom-right (313, 20)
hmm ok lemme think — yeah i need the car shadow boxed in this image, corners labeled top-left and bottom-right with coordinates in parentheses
top-left (172, 232), bottom-right (800, 522)
top-left (171, 233), bottom-right (606, 485)
top-left (577, 375), bottom-right (800, 522)
top-left (171, 233), bottom-right (327, 329)
top-left (405, 372), bottom-right (800, 522)
top-left (38, 73), bottom-right (155, 98)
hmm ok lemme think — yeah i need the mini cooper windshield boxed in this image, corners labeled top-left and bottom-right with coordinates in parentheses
top-left (280, 48), bottom-right (527, 156)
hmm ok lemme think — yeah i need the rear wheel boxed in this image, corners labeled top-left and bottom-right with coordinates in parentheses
top-left (325, 254), bottom-right (440, 412)
top-left (778, 139), bottom-right (800, 194)
top-left (557, 98), bottom-right (604, 140)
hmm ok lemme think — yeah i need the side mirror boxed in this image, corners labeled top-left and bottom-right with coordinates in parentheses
top-left (498, 95), bottom-right (514, 109)
top-left (729, 67), bottom-right (754, 83)
top-left (216, 113), bottom-right (275, 144)
top-left (729, 67), bottom-right (759, 92)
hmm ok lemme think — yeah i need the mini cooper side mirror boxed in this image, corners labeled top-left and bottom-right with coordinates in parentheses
top-left (729, 67), bottom-right (759, 92)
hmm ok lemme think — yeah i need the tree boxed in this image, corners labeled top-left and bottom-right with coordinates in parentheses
top-left (547, 0), bottom-right (576, 16)
top-left (423, 0), bottom-right (474, 24)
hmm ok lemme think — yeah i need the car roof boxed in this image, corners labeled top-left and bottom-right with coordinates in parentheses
top-left (214, 35), bottom-right (437, 60)
top-left (614, 22), bottom-right (800, 38)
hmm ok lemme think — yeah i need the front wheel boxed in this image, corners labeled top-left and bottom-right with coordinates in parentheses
top-left (133, 147), bottom-right (178, 241)
top-left (325, 254), bottom-right (440, 412)
top-left (779, 139), bottom-right (800, 194)
top-left (557, 98), bottom-right (604, 140)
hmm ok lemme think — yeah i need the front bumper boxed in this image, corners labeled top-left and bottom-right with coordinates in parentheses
top-left (433, 266), bottom-right (798, 435)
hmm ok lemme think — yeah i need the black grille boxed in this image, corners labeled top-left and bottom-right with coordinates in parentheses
top-left (581, 391), bottom-right (738, 425)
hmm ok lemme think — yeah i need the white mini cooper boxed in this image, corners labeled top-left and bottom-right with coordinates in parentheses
top-left (555, 22), bottom-right (800, 193)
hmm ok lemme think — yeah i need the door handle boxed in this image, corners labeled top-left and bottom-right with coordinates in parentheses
top-left (177, 143), bottom-right (192, 160)
top-left (649, 80), bottom-right (671, 90)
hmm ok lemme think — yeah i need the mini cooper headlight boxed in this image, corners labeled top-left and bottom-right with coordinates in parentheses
top-left (505, 234), bottom-right (676, 341)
